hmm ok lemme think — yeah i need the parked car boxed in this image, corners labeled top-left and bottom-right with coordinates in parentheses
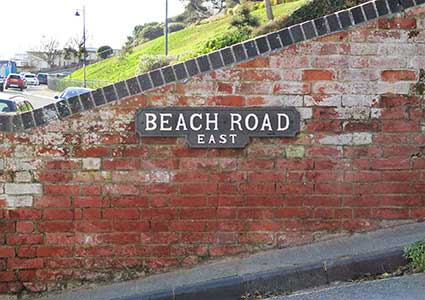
top-left (4, 74), bottom-right (27, 91)
top-left (55, 87), bottom-right (92, 101)
top-left (37, 73), bottom-right (48, 85)
top-left (0, 93), bottom-right (33, 113)
top-left (0, 77), bottom-right (4, 92)
top-left (23, 73), bottom-right (39, 86)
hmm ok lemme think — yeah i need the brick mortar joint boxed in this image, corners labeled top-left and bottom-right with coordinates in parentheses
top-left (0, 0), bottom-right (423, 132)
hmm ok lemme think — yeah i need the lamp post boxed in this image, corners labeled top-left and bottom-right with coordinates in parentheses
top-left (165, 0), bottom-right (168, 56)
top-left (75, 6), bottom-right (87, 88)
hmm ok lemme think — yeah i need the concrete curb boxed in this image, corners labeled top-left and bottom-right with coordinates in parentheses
top-left (111, 248), bottom-right (408, 300)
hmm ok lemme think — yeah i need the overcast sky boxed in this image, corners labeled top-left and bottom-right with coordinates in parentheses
top-left (0, 0), bottom-right (185, 59)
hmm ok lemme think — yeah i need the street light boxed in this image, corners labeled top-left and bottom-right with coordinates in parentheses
top-left (75, 6), bottom-right (86, 88)
top-left (165, 0), bottom-right (168, 56)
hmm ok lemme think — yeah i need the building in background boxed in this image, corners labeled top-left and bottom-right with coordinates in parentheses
top-left (11, 48), bottom-right (115, 73)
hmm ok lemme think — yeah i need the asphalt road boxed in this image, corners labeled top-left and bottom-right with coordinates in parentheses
top-left (2, 84), bottom-right (57, 109)
top-left (272, 273), bottom-right (425, 300)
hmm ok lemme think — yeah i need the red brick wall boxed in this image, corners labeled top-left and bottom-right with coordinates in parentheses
top-left (2, 5), bottom-right (425, 296)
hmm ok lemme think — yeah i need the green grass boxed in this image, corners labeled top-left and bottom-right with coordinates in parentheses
top-left (70, 0), bottom-right (308, 82)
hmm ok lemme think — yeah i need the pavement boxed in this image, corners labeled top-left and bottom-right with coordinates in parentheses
top-left (32, 222), bottom-right (425, 300)
top-left (4, 85), bottom-right (57, 109)
top-left (271, 273), bottom-right (425, 300)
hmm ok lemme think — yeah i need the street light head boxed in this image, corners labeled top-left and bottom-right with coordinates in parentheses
top-left (75, 10), bottom-right (80, 17)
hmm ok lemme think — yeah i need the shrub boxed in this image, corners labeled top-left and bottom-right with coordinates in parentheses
top-left (404, 240), bottom-right (425, 272)
top-left (254, 0), bottom-right (370, 36)
top-left (230, 4), bottom-right (260, 33)
top-left (254, 15), bottom-right (289, 36)
top-left (169, 22), bottom-right (186, 33)
top-left (97, 45), bottom-right (113, 60)
top-left (196, 28), bottom-right (251, 55)
top-left (140, 23), bottom-right (164, 41)
top-left (137, 54), bottom-right (174, 74)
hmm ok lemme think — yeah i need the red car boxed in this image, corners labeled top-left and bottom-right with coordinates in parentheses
top-left (4, 73), bottom-right (27, 91)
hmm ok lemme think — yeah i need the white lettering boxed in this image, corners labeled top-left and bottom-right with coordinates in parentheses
top-left (197, 134), bottom-right (205, 144)
top-left (277, 113), bottom-right (290, 131)
top-left (145, 113), bottom-right (157, 131)
top-left (260, 113), bottom-right (273, 131)
top-left (219, 134), bottom-right (227, 144)
top-left (229, 134), bottom-right (237, 144)
top-left (160, 113), bottom-right (172, 131)
top-left (208, 134), bottom-right (216, 144)
top-left (205, 113), bottom-right (219, 131)
top-left (230, 114), bottom-right (242, 131)
top-left (245, 114), bottom-right (259, 131)
top-left (190, 113), bottom-right (203, 131)
top-left (176, 113), bottom-right (187, 131)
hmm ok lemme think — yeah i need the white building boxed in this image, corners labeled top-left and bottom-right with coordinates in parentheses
top-left (13, 48), bottom-right (105, 72)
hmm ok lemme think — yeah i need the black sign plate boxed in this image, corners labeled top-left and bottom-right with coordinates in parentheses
top-left (135, 107), bottom-right (300, 148)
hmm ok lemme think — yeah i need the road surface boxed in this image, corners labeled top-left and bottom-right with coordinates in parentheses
top-left (3, 84), bottom-right (58, 109)
top-left (271, 273), bottom-right (425, 300)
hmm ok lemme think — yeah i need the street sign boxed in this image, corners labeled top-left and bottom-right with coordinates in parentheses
top-left (136, 107), bottom-right (301, 148)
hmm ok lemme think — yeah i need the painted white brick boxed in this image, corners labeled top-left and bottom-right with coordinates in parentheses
top-left (350, 43), bottom-right (379, 55)
top-left (297, 107), bottom-right (313, 120)
top-left (319, 133), bottom-right (372, 145)
top-left (5, 183), bottom-right (42, 195)
top-left (377, 44), bottom-right (417, 57)
top-left (262, 96), bottom-right (303, 106)
top-left (352, 133), bottom-right (373, 145)
top-left (342, 95), bottom-right (377, 107)
top-left (336, 108), bottom-right (371, 120)
top-left (15, 171), bottom-right (33, 183)
top-left (346, 82), bottom-right (378, 95)
top-left (409, 56), bottom-right (425, 69)
top-left (377, 82), bottom-right (412, 95)
top-left (6, 195), bottom-right (33, 208)
top-left (7, 159), bottom-right (42, 171)
top-left (304, 95), bottom-right (342, 106)
top-left (338, 69), bottom-right (379, 81)
top-left (151, 171), bottom-right (171, 183)
top-left (369, 57), bottom-right (407, 68)
top-left (14, 145), bottom-right (34, 158)
top-left (83, 158), bottom-right (101, 170)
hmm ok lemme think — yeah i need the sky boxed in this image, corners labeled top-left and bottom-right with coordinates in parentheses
top-left (0, 0), bottom-right (185, 59)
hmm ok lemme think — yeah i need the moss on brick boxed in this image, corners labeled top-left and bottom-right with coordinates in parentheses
top-left (286, 145), bottom-right (305, 158)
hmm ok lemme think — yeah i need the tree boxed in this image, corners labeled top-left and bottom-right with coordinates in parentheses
top-left (97, 45), bottom-right (113, 59)
top-left (66, 31), bottom-right (92, 63)
top-left (230, 4), bottom-right (259, 33)
top-left (179, 0), bottom-right (227, 19)
top-left (62, 46), bottom-right (78, 66)
top-left (264, 0), bottom-right (274, 21)
top-left (140, 23), bottom-right (164, 41)
top-left (36, 37), bottom-right (60, 68)
top-left (122, 36), bottom-right (134, 56)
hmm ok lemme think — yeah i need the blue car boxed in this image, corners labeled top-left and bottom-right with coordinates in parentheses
top-left (55, 87), bottom-right (92, 101)
top-left (0, 93), bottom-right (34, 113)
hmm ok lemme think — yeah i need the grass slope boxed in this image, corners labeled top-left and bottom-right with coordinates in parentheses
top-left (70, 0), bottom-right (308, 83)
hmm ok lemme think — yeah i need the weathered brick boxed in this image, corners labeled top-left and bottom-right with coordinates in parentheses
top-left (5, 184), bottom-right (42, 195)
top-left (5, 196), bottom-right (33, 208)
top-left (302, 70), bottom-right (334, 81)
top-left (82, 158), bottom-right (101, 170)
top-left (378, 17), bottom-right (417, 29)
top-left (8, 258), bottom-right (44, 270)
top-left (381, 70), bottom-right (417, 81)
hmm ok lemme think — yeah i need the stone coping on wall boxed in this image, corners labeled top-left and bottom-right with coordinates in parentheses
top-left (0, 0), bottom-right (423, 133)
